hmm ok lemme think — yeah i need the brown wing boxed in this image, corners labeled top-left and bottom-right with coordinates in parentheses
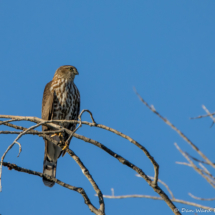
top-left (42, 81), bottom-right (54, 131)
top-left (42, 80), bottom-right (60, 187)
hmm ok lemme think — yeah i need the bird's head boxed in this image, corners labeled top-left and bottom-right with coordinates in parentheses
top-left (54, 65), bottom-right (79, 81)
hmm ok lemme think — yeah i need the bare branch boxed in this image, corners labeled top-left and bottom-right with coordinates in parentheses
top-left (136, 174), bottom-right (175, 199)
top-left (189, 193), bottom-right (215, 201)
top-left (0, 121), bottom-right (105, 214)
top-left (65, 148), bottom-right (105, 213)
top-left (1, 162), bottom-right (103, 215)
top-left (0, 115), bottom-right (180, 214)
top-left (0, 130), bottom-right (64, 135)
top-left (133, 89), bottom-right (215, 169)
top-left (134, 174), bottom-right (215, 209)
top-left (199, 163), bottom-right (211, 175)
top-left (184, 152), bottom-right (212, 165)
top-left (15, 141), bottom-right (22, 157)
top-left (102, 175), bottom-right (215, 210)
top-left (202, 105), bottom-right (215, 123)
top-left (0, 119), bottom-right (27, 131)
top-left (102, 192), bottom-right (214, 211)
top-left (0, 115), bottom-right (159, 186)
top-left (0, 120), bottom-right (58, 188)
top-left (73, 133), bottom-right (180, 214)
top-left (65, 122), bottom-right (82, 146)
top-left (174, 143), bottom-right (215, 188)
top-left (175, 162), bottom-right (192, 167)
top-left (78, 109), bottom-right (96, 124)
top-left (0, 120), bottom-right (63, 145)
top-left (0, 119), bottom-right (19, 125)
top-left (190, 112), bottom-right (215, 120)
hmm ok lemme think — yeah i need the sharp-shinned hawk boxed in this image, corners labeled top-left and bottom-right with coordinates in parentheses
top-left (41, 65), bottom-right (80, 187)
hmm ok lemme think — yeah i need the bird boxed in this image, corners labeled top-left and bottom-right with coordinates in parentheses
top-left (41, 65), bottom-right (80, 187)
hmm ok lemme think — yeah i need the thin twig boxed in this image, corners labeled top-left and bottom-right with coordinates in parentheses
top-left (176, 161), bottom-right (215, 182)
top-left (174, 143), bottom-right (215, 188)
top-left (0, 120), bottom-right (59, 187)
top-left (0, 119), bottom-right (19, 125)
top-left (78, 109), bottom-right (96, 124)
top-left (0, 130), bottom-right (64, 135)
top-left (190, 112), bottom-right (215, 120)
top-left (0, 139), bottom-right (22, 192)
top-left (133, 89), bottom-right (215, 169)
top-left (202, 105), bottom-right (215, 123)
top-left (136, 174), bottom-right (175, 199)
top-left (175, 162), bottom-right (192, 167)
top-left (189, 193), bottom-right (215, 201)
top-left (102, 193), bottom-right (214, 211)
top-left (199, 163), bottom-right (210, 175)
top-left (15, 141), bottom-right (22, 157)
top-left (111, 188), bottom-right (114, 196)
top-left (65, 148), bottom-right (105, 213)
top-left (65, 109), bottom-right (94, 145)
top-left (185, 152), bottom-right (212, 165)
top-left (65, 121), bottom-right (82, 145)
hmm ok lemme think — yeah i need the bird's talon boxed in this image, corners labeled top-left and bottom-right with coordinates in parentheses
top-left (62, 144), bottom-right (68, 150)
top-left (51, 132), bottom-right (63, 138)
top-left (59, 133), bottom-right (63, 138)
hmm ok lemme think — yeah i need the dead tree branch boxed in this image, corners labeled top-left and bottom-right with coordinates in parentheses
top-left (0, 113), bottom-right (180, 215)
top-left (0, 119), bottom-right (105, 214)
top-left (190, 112), bottom-right (215, 120)
top-left (184, 152), bottom-right (212, 165)
top-left (175, 143), bottom-right (215, 188)
top-left (101, 176), bottom-right (214, 211)
top-left (0, 114), bottom-right (159, 186)
top-left (101, 192), bottom-right (214, 211)
top-left (134, 88), bottom-right (215, 169)
top-left (188, 193), bottom-right (215, 201)
top-left (202, 105), bottom-right (215, 124)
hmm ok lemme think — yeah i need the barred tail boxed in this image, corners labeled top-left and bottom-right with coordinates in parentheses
top-left (43, 157), bottom-right (57, 187)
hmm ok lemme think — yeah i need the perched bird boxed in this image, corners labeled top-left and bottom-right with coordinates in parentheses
top-left (41, 65), bottom-right (80, 187)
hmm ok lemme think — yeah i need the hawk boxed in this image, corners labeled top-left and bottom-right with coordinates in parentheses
top-left (41, 65), bottom-right (80, 187)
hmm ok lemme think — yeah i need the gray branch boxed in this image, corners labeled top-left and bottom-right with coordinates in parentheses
top-left (0, 113), bottom-right (180, 214)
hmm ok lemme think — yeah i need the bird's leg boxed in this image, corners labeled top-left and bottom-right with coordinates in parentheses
top-left (62, 141), bottom-right (69, 150)
top-left (51, 132), bottom-right (64, 147)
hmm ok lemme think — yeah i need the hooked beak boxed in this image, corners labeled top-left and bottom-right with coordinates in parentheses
top-left (75, 70), bottom-right (79, 75)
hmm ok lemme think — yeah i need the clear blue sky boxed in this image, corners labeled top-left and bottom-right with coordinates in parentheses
top-left (0, 1), bottom-right (215, 214)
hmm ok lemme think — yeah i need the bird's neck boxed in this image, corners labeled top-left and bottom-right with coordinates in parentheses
top-left (50, 78), bottom-right (73, 93)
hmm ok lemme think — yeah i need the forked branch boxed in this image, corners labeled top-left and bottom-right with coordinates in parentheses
top-left (0, 112), bottom-right (180, 215)
top-left (133, 88), bottom-right (215, 169)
